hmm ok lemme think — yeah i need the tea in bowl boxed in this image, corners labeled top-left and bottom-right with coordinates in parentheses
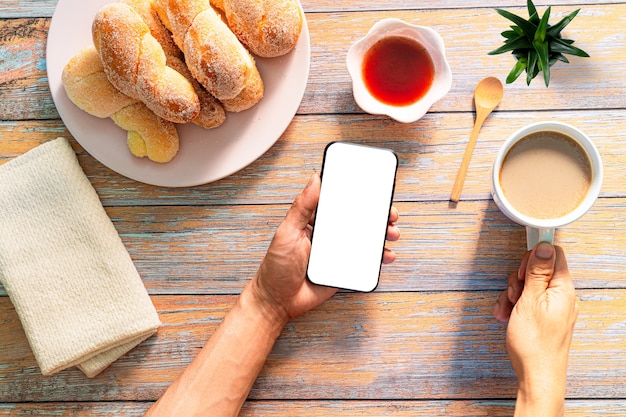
top-left (346, 18), bottom-right (452, 123)
top-left (491, 121), bottom-right (603, 249)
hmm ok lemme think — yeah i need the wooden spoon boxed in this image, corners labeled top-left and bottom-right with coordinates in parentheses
top-left (450, 77), bottom-right (504, 203)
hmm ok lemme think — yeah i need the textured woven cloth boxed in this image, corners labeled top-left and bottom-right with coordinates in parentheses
top-left (0, 138), bottom-right (160, 377)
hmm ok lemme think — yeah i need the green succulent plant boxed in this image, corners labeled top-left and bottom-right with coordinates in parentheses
top-left (488, 0), bottom-right (590, 87)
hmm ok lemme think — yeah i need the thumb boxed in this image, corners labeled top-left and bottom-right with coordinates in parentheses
top-left (522, 241), bottom-right (557, 295)
top-left (284, 174), bottom-right (320, 231)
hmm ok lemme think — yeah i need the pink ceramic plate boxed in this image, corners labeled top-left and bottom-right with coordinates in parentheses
top-left (47, 0), bottom-right (310, 187)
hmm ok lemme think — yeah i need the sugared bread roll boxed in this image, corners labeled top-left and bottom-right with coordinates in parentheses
top-left (111, 103), bottom-right (179, 162)
top-left (62, 48), bottom-right (137, 118)
top-left (211, 0), bottom-right (302, 58)
top-left (123, 0), bottom-right (227, 127)
top-left (122, 0), bottom-right (182, 60)
top-left (92, 3), bottom-right (201, 124)
top-left (220, 64), bottom-right (263, 112)
top-left (154, 0), bottom-right (264, 109)
top-left (62, 47), bottom-right (179, 163)
top-left (166, 55), bottom-right (226, 129)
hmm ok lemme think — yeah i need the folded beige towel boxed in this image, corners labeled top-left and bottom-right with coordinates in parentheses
top-left (0, 138), bottom-right (161, 377)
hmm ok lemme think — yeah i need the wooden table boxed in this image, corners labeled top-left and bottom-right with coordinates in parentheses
top-left (2, 0), bottom-right (625, 415)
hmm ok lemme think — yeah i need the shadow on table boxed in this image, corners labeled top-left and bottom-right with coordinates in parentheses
top-left (447, 199), bottom-right (525, 411)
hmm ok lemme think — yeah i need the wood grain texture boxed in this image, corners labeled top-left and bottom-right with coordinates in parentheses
top-left (2, 0), bottom-right (625, 17)
top-left (1, 197), bottom-right (622, 297)
top-left (1, 0), bottom-right (626, 415)
top-left (2, 108), bottom-right (626, 206)
top-left (3, 400), bottom-right (626, 417)
top-left (81, 197), bottom-right (626, 292)
top-left (1, 291), bottom-right (624, 402)
top-left (0, 18), bottom-right (55, 120)
top-left (303, 5), bottom-right (626, 115)
top-left (1, 5), bottom-right (625, 120)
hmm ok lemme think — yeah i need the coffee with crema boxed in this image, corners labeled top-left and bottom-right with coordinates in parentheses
top-left (499, 131), bottom-right (592, 219)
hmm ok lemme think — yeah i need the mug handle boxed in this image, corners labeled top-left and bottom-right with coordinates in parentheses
top-left (525, 227), bottom-right (555, 250)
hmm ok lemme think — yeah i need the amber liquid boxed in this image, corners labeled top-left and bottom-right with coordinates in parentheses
top-left (499, 131), bottom-right (592, 219)
top-left (362, 36), bottom-right (435, 106)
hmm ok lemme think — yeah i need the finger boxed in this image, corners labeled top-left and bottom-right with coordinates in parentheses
top-left (507, 250), bottom-right (531, 304)
top-left (304, 223), bottom-right (314, 240)
top-left (494, 288), bottom-right (514, 322)
top-left (382, 248), bottom-right (396, 264)
top-left (507, 269), bottom-right (523, 304)
top-left (549, 246), bottom-right (578, 317)
top-left (386, 225), bottom-right (400, 242)
top-left (284, 174), bottom-right (321, 232)
top-left (548, 246), bottom-right (580, 327)
top-left (517, 250), bottom-right (531, 282)
top-left (389, 206), bottom-right (399, 224)
top-left (307, 278), bottom-right (339, 302)
top-left (548, 246), bottom-right (571, 288)
top-left (521, 241), bottom-right (556, 296)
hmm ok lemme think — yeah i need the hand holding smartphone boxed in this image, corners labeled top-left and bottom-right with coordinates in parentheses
top-left (307, 142), bottom-right (398, 292)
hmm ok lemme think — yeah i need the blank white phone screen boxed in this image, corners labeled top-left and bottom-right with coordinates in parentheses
top-left (307, 142), bottom-right (398, 292)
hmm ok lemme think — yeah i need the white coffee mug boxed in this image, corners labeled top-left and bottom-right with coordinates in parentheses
top-left (491, 121), bottom-right (603, 250)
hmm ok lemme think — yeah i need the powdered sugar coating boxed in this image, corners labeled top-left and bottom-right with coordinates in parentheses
top-left (62, 47), bottom-right (180, 163)
top-left (123, 0), bottom-right (182, 60)
top-left (217, 0), bottom-right (302, 58)
top-left (154, 0), bottom-right (263, 103)
top-left (92, 3), bottom-right (200, 123)
top-left (62, 48), bottom-right (137, 118)
top-left (221, 62), bottom-right (263, 112)
top-left (167, 54), bottom-right (226, 128)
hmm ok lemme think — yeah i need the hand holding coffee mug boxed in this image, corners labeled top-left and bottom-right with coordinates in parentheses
top-left (492, 121), bottom-right (603, 250)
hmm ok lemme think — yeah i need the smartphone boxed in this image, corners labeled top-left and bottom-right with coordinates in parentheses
top-left (307, 141), bottom-right (398, 292)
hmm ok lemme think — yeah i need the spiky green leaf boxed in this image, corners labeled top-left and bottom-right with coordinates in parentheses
top-left (501, 30), bottom-right (518, 39)
top-left (511, 25), bottom-right (524, 36)
top-left (554, 53), bottom-right (570, 63)
top-left (488, 35), bottom-right (533, 55)
top-left (528, 11), bottom-right (540, 26)
top-left (526, 50), bottom-right (539, 85)
top-left (527, 0), bottom-right (539, 22)
top-left (495, 9), bottom-right (537, 40)
top-left (534, 6), bottom-right (551, 43)
top-left (506, 57), bottom-right (527, 84)
top-left (549, 36), bottom-right (590, 57)
top-left (531, 65), bottom-right (541, 83)
top-left (547, 9), bottom-right (581, 37)
top-left (491, 2), bottom-right (588, 87)
top-left (533, 39), bottom-right (551, 86)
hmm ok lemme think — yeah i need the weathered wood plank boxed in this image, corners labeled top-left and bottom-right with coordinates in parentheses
top-left (2, 399), bottom-right (626, 416)
top-left (2, 0), bottom-right (624, 18)
top-left (0, 18), bottom-right (55, 120)
top-left (1, 109), bottom-right (625, 205)
top-left (0, 198), bottom-right (624, 297)
top-left (302, 6), bottom-right (626, 114)
top-left (1, 0), bottom-right (625, 415)
top-left (1, 291), bottom-right (624, 402)
top-left (1, 197), bottom-right (623, 297)
top-left (1, 5), bottom-right (625, 120)
top-left (112, 197), bottom-right (626, 293)
top-left (0, 2), bottom-right (57, 18)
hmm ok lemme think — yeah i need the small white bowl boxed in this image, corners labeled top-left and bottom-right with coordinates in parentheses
top-left (346, 18), bottom-right (452, 123)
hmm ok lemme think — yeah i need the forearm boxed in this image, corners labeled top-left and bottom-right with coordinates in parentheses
top-left (144, 283), bottom-right (288, 417)
top-left (514, 376), bottom-right (566, 417)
